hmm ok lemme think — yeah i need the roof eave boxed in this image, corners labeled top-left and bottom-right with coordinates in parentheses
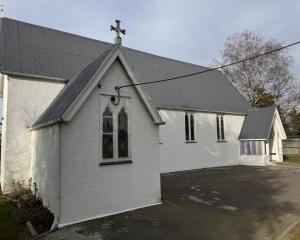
top-left (153, 121), bottom-right (166, 125)
top-left (157, 106), bottom-right (248, 115)
top-left (1, 70), bottom-right (68, 83)
top-left (29, 118), bottom-right (62, 131)
top-left (239, 138), bottom-right (268, 141)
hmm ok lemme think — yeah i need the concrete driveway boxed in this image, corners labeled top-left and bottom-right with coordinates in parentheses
top-left (41, 164), bottom-right (300, 240)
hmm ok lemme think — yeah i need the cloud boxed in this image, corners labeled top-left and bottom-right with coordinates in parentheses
top-left (4, 0), bottom-right (300, 73)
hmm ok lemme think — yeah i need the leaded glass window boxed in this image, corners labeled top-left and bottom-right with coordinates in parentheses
top-left (185, 112), bottom-right (195, 142)
top-left (217, 114), bottom-right (225, 141)
top-left (185, 113), bottom-right (189, 141)
top-left (240, 140), bottom-right (264, 155)
top-left (216, 115), bottom-right (220, 140)
top-left (102, 106), bottom-right (113, 158)
top-left (190, 114), bottom-right (195, 141)
top-left (118, 108), bottom-right (128, 158)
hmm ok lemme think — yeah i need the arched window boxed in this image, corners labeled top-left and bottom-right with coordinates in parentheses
top-left (185, 112), bottom-right (195, 142)
top-left (190, 114), bottom-right (195, 141)
top-left (216, 114), bottom-right (225, 141)
top-left (102, 106), bottom-right (113, 158)
top-left (118, 108), bottom-right (128, 158)
top-left (220, 116), bottom-right (225, 140)
top-left (185, 113), bottom-right (189, 141)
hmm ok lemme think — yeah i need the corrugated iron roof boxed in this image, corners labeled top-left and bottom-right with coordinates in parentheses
top-left (239, 106), bottom-right (276, 140)
top-left (32, 46), bottom-right (114, 127)
top-left (0, 17), bottom-right (251, 114)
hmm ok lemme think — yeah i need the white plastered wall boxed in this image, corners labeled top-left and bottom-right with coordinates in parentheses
top-left (270, 109), bottom-right (286, 162)
top-left (31, 125), bottom-right (60, 217)
top-left (159, 110), bottom-right (245, 173)
top-left (0, 76), bottom-right (64, 193)
top-left (59, 59), bottom-right (161, 226)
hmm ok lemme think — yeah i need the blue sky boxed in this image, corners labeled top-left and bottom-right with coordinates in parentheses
top-left (3, 0), bottom-right (300, 76)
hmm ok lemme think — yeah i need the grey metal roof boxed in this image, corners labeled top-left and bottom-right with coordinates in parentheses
top-left (239, 106), bottom-right (276, 140)
top-left (0, 17), bottom-right (251, 115)
top-left (32, 46), bottom-right (114, 127)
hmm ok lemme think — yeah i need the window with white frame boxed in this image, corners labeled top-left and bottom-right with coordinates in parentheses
top-left (101, 102), bottom-right (130, 163)
top-left (118, 108), bottom-right (129, 158)
top-left (102, 106), bottom-right (114, 159)
top-left (240, 140), bottom-right (265, 155)
top-left (185, 112), bottom-right (195, 142)
top-left (216, 115), bottom-right (225, 141)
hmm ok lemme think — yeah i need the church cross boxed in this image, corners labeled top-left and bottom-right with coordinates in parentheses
top-left (110, 20), bottom-right (126, 45)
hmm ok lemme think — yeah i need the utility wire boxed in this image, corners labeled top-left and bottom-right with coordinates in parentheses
top-left (116, 40), bottom-right (300, 90)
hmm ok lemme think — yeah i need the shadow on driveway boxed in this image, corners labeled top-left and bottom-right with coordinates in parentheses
top-left (41, 165), bottom-right (300, 240)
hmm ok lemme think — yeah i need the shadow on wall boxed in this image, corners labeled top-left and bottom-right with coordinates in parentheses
top-left (31, 126), bottom-right (59, 215)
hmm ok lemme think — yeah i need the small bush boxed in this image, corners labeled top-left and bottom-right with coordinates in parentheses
top-left (8, 179), bottom-right (54, 233)
top-left (10, 178), bottom-right (32, 200)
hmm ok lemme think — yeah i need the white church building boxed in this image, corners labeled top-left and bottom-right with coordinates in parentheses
top-left (0, 18), bottom-right (286, 227)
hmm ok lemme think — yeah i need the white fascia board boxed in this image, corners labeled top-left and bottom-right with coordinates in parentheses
top-left (274, 108), bottom-right (287, 139)
top-left (62, 46), bottom-right (118, 121)
top-left (62, 46), bottom-right (164, 125)
top-left (117, 47), bottom-right (164, 124)
top-left (28, 119), bottom-right (61, 131)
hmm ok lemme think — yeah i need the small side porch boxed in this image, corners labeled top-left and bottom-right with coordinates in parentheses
top-left (239, 139), bottom-right (282, 166)
top-left (238, 106), bottom-right (286, 166)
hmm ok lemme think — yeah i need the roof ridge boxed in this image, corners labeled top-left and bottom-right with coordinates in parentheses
top-left (1, 17), bottom-right (252, 115)
top-left (2, 17), bottom-right (210, 70)
top-left (2, 17), bottom-right (112, 45)
top-left (125, 47), bottom-right (211, 70)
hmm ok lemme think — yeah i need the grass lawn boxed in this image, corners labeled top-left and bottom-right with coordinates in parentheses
top-left (292, 224), bottom-right (300, 240)
top-left (0, 195), bottom-right (30, 240)
top-left (284, 154), bottom-right (300, 164)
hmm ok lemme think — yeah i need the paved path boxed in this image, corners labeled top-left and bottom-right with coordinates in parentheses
top-left (41, 164), bottom-right (300, 240)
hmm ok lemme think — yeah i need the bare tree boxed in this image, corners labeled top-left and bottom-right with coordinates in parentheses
top-left (216, 31), bottom-right (297, 109)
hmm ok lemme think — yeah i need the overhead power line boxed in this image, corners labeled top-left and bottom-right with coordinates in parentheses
top-left (116, 40), bottom-right (300, 91)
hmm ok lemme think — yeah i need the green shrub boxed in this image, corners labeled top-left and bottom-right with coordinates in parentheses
top-left (284, 154), bottom-right (300, 164)
top-left (10, 178), bottom-right (33, 200)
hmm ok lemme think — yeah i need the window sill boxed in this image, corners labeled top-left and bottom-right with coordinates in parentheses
top-left (100, 160), bottom-right (133, 166)
top-left (216, 140), bottom-right (227, 143)
top-left (240, 154), bottom-right (264, 156)
top-left (185, 141), bottom-right (198, 144)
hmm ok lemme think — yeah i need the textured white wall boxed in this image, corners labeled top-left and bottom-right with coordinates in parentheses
top-left (0, 76), bottom-right (64, 193)
top-left (1, 75), bottom-right (8, 188)
top-left (270, 111), bottom-right (285, 162)
top-left (240, 155), bottom-right (270, 166)
top-left (31, 125), bottom-right (60, 217)
top-left (59, 60), bottom-right (161, 226)
top-left (159, 110), bottom-right (245, 173)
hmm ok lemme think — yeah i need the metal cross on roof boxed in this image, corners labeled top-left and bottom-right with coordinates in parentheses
top-left (110, 20), bottom-right (126, 45)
